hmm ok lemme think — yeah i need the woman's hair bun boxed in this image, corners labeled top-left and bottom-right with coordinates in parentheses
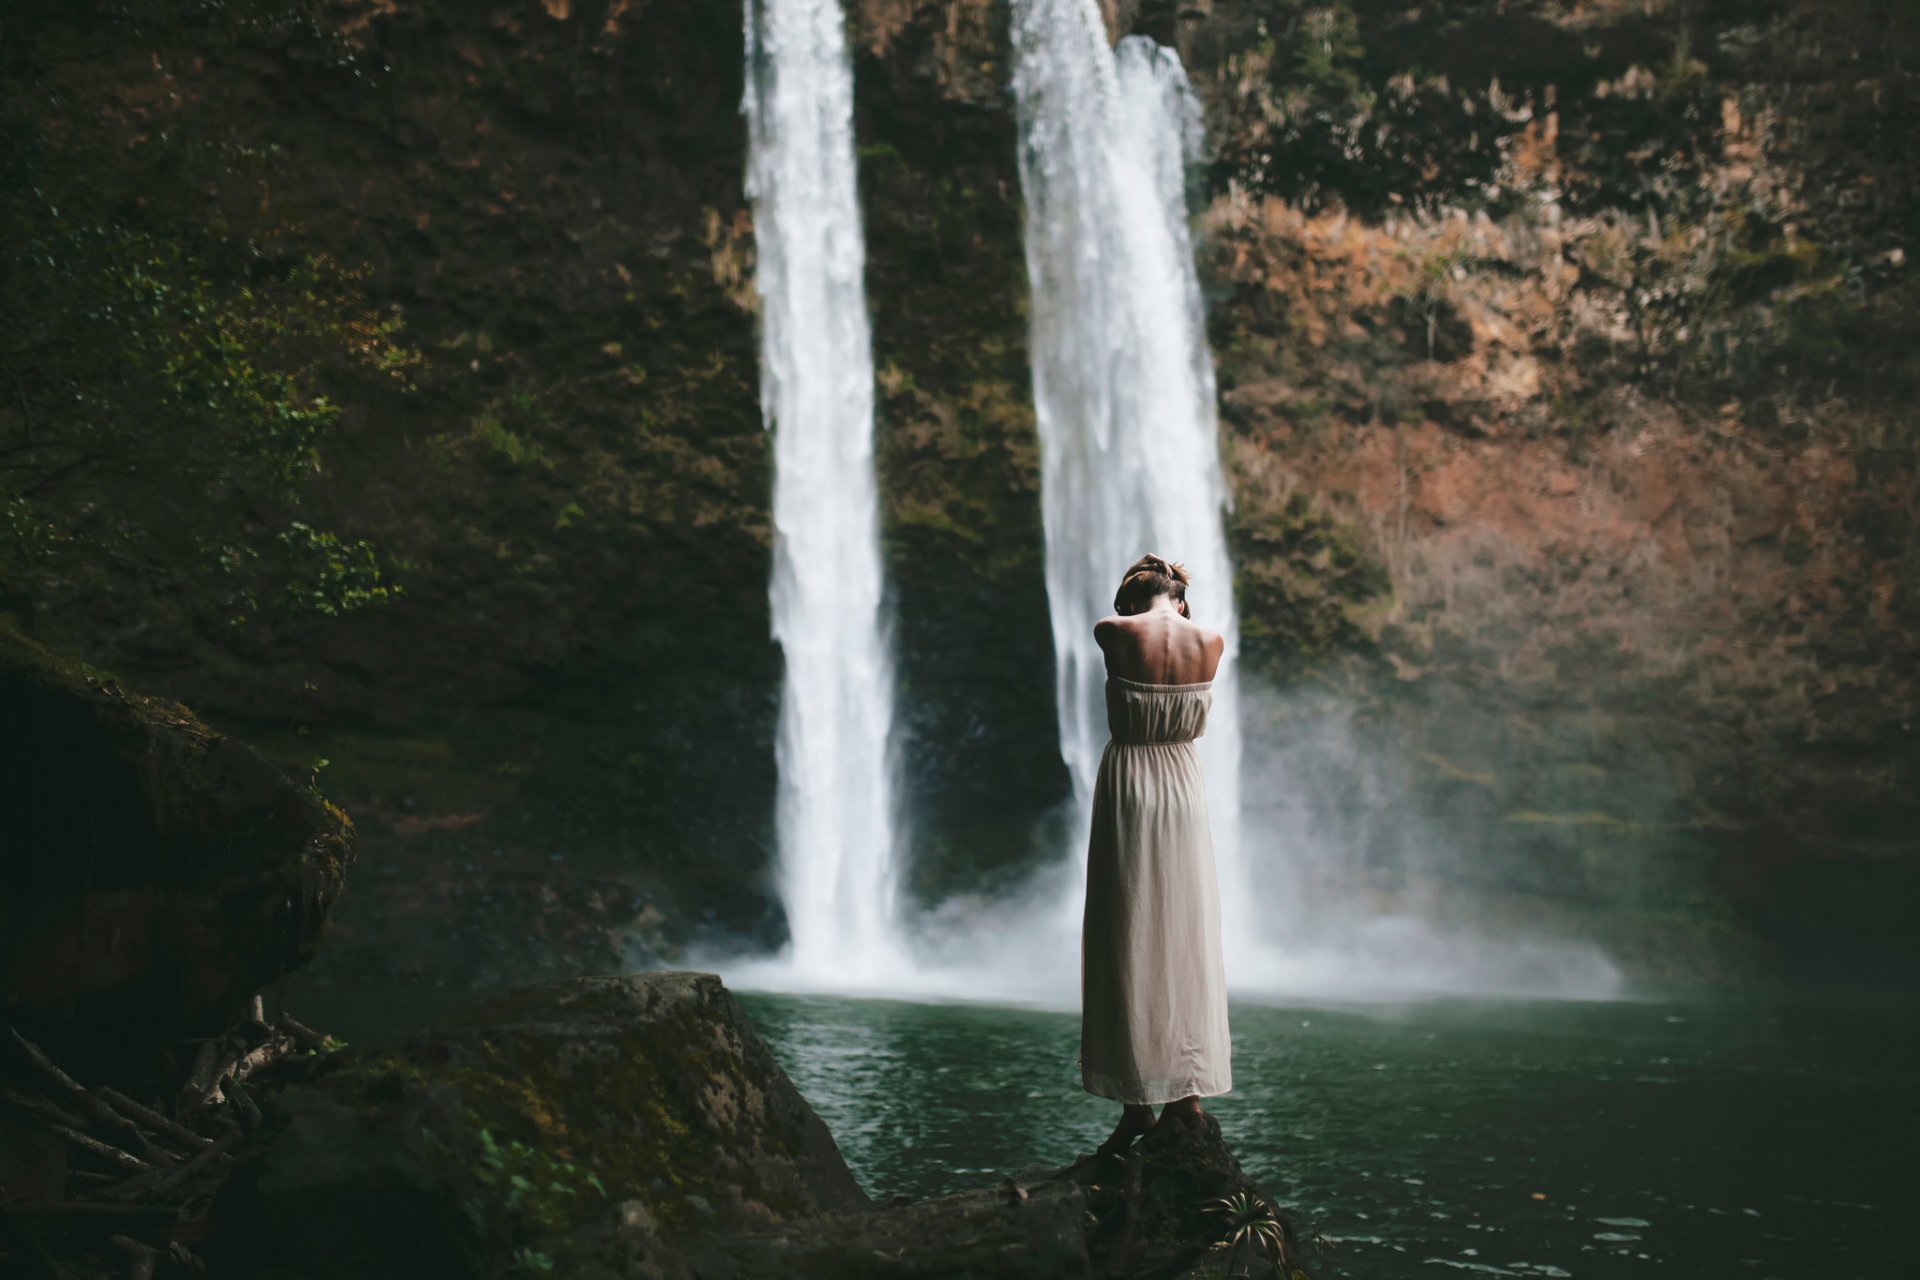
top-left (1113, 553), bottom-right (1191, 615)
top-left (1136, 553), bottom-right (1189, 585)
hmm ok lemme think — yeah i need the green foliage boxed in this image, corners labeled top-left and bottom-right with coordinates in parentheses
top-left (1569, 198), bottom-right (1914, 407)
top-left (1291, 5), bottom-right (1364, 97)
top-left (466, 387), bottom-right (559, 470)
top-left (1210, 3), bottom-right (1505, 213)
top-left (275, 522), bottom-right (401, 616)
top-left (1205, 1189), bottom-right (1294, 1278)
top-left (471, 1117), bottom-right (612, 1273)
top-left (1656, 30), bottom-right (1711, 100)
top-left (1229, 488), bottom-right (1388, 680)
top-left (0, 10), bottom-right (416, 626)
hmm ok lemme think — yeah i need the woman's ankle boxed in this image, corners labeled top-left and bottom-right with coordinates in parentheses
top-left (1159, 1098), bottom-right (1204, 1124)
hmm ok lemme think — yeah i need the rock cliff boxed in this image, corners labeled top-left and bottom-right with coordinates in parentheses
top-left (3, 0), bottom-right (1913, 986)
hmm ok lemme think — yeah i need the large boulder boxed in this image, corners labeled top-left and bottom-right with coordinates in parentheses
top-left (0, 624), bottom-right (353, 1074)
top-left (210, 970), bottom-right (1311, 1279)
top-left (1061, 1112), bottom-right (1312, 1279)
top-left (213, 972), bottom-right (870, 1279)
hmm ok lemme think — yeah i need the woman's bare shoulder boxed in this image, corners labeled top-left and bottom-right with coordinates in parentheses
top-left (1167, 613), bottom-right (1222, 647)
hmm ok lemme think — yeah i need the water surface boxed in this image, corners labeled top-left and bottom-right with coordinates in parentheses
top-left (736, 990), bottom-right (1912, 1278)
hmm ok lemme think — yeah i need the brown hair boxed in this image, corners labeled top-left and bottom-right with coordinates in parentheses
top-left (1113, 553), bottom-right (1191, 617)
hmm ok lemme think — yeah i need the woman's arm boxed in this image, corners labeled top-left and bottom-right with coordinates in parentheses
top-left (1203, 627), bottom-right (1225, 681)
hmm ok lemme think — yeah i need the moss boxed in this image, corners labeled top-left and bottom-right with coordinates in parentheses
top-left (247, 731), bottom-right (513, 819)
top-left (313, 986), bottom-right (810, 1249)
top-left (1228, 489), bottom-right (1391, 680)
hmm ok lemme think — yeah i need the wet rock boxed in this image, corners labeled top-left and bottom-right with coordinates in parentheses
top-left (1057, 1112), bottom-right (1311, 1280)
top-left (208, 970), bottom-right (1308, 1279)
top-left (0, 624), bottom-right (353, 1076)
top-left (211, 972), bottom-right (867, 1279)
top-left (681, 1179), bottom-right (1091, 1279)
top-left (687, 1097), bottom-right (1310, 1280)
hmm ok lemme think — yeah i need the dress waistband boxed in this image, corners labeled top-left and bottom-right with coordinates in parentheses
top-left (1108, 673), bottom-right (1214, 693)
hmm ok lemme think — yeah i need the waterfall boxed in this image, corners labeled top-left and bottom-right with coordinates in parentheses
top-left (743, 0), bottom-right (909, 982)
top-left (714, 0), bottom-right (1621, 1005)
top-left (1009, 3), bottom-right (1252, 957)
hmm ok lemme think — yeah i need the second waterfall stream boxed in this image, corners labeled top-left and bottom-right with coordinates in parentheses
top-left (1009, 0), bottom-right (1254, 964)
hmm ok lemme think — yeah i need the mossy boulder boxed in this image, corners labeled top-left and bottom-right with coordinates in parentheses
top-left (210, 970), bottom-right (1306, 1278)
top-left (0, 623), bottom-right (353, 1075)
top-left (212, 972), bottom-right (867, 1279)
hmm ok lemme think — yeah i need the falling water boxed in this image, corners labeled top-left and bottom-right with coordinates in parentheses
top-left (743, 0), bottom-right (909, 982)
top-left (1010, 3), bottom-right (1253, 953)
top-left (715, 0), bottom-right (1620, 1004)
top-left (998, 2), bottom-right (1620, 1001)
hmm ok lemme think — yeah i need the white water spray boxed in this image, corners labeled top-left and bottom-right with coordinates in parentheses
top-left (744, 0), bottom-right (910, 983)
top-left (1009, 2), bottom-right (1252, 950)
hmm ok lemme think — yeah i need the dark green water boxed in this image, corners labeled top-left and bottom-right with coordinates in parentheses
top-left (734, 989), bottom-right (1915, 1279)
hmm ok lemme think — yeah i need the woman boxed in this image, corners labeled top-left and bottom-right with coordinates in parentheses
top-left (1078, 553), bottom-right (1233, 1159)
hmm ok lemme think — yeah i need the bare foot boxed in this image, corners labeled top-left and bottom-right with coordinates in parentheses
top-left (1158, 1098), bottom-right (1207, 1131)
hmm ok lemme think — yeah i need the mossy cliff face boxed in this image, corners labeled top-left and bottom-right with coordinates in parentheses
top-left (853, 2), bottom-right (1073, 898)
top-left (212, 972), bottom-right (867, 1279)
top-left (7, 0), bottom-right (1915, 984)
top-left (0, 624), bottom-right (353, 1073)
top-left (8, 0), bottom-right (782, 973)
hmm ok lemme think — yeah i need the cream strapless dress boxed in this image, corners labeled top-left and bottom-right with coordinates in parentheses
top-left (1077, 673), bottom-right (1232, 1103)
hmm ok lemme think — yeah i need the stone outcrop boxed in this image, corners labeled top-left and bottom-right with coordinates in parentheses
top-left (211, 971), bottom-right (1307, 1279)
top-left (1062, 1111), bottom-right (1307, 1279)
top-left (0, 624), bottom-right (354, 1075)
top-left (212, 972), bottom-right (868, 1278)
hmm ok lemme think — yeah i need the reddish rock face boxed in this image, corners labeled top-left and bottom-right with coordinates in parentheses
top-left (1175, 1), bottom-right (1919, 982)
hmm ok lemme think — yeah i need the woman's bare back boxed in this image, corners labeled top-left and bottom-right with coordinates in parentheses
top-left (1093, 605), bottom-right (1224, 686)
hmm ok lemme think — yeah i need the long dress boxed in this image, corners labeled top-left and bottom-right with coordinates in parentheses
top-left (1078, 672), bottom-right (1233, 1104)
